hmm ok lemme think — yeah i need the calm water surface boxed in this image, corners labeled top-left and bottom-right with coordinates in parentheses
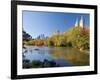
top-left (23, 46), bottom-right (89, 67)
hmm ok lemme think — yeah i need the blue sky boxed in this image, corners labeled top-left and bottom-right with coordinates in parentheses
top-left (23, 11), bottom-right (90, 38)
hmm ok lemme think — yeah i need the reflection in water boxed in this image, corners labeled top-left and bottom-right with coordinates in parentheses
top-left (23, 59), bottom-right (60, 68)
top-left (23, 46), bottom-right (89, 68)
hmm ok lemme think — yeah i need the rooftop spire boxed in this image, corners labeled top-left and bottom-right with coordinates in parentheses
top-left (74, 18), bottom-right (78, 27)
top-left (79, 16), bottom-right (84, 28)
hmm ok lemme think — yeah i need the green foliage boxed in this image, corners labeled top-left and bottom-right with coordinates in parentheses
top-left (23, 60), bottom-right (59, 68)
top-left (47, 37), bottom-right (55, 46)
top-left (47, 32), bottom-right (67, 47)
top-left (64, 27), bottom-right (89, 50)
top-left (23, 30), bottom-right (32, 41)
top-left (23, 63), bottom-right (32, 68)
top-left (23, 26), bottom-right (89, 50)
top-left (31, 60), bottom-right (42, 68)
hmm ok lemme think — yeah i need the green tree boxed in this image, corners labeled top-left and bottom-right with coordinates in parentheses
top-left (47, 31), bottom-right (67, 47)
top-left (64, 27), bottom-right (89, 50)
top-left (23, 30), bottom-right (32, 41)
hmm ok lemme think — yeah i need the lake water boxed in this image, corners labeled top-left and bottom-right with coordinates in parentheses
top-left (23, 46), bottom-right (89, 68)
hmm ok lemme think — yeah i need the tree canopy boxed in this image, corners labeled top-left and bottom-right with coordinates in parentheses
top-left (23, 26), bottom-right (89, 50)
top-left (23, 30), bottom-right (32, 41)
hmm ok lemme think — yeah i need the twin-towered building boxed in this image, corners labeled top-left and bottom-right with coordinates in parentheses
top-left (74, 16), bottom-right (85, 28)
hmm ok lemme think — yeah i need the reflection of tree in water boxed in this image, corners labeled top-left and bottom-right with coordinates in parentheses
top-left (49, 48), bottom-right (89, 66)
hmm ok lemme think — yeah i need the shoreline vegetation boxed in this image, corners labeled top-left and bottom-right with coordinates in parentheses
top-left (23, 26), bottom-right (89, 52)
top-left (22, 26), bottom-right (90, 68)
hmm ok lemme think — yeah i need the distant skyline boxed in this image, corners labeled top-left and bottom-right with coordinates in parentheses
top-left (23, 11), bottom-right (90, 38)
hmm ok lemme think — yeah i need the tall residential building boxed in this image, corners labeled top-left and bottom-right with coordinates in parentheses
top-left (74, 16), bottom-right (84, 28)
top-left (79, 16), bottom-right (84, 28)
top-left (75, 18), bottom-right (78, 27)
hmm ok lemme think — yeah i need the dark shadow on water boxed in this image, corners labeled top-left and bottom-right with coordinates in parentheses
top-left (23, 58), bottom-right (72, 69)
